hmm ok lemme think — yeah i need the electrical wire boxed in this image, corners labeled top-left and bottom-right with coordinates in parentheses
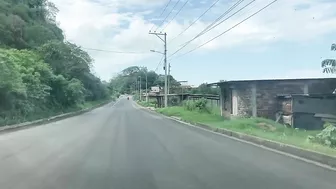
top-left (156, 0), bottom-right (182, 31)
top-left (169, 0), bottom-right (247, 58)
top-left (155, 55), bottom-right (165, 72)
top-left (169, 0), bottom-right (256, 58)
top-left (82, 47), bottom-right (149, 54)
top-left (161, 0), bottom-right (190, 31)
top-left (172, 0), bottom-right (278, 59)
top-left (189, 0), bottom-right (245, 42)
top-left (170, 0), bottom-right (220, 42)
top-left (150, 0), bottom-right (173, 31)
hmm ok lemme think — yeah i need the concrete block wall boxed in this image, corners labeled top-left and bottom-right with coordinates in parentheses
top-left (256, 81), bottom-right (306, 119)
top-left (219, 78), bottom-right (336, 120)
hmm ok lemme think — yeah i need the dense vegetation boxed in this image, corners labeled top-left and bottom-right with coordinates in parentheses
top-left (109, 66), bottom-right (181, 95)
top-left (109, 65), bottom-right (219, 97)
top-left (0, 0), bottom-right (110, 126)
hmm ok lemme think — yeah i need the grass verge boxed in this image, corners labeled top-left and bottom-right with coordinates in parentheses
top-left (157, 106), bottom-right (336, 157)
top-left (137, 100), bottom-right (157, 108)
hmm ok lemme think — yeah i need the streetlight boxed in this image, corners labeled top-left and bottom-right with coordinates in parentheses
top-left (150, 49), bottom-right (164, 54)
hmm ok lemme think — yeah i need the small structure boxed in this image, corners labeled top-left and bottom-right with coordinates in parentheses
top-left (277, 94), bottom-right (336, 130)
top-left (145, 93), bottom-right (220, 108)
top-left (210, 78), bottom-right (336, 129)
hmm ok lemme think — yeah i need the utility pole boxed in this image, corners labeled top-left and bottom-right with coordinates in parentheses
top-left (145, 73), bottom-right (148, 102)
top-left (149, 31), bottom-right (168, 107)
top-left (139, 76), bottom-right (141, 101)
top-left (168, 62), bottom-right (171, 95)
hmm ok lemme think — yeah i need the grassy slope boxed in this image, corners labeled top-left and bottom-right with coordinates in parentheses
top-left (157, 106), bottom-right (336, 157)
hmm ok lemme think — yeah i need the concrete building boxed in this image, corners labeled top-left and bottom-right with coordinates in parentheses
top-left (210, 78), bottom-right (336, 129)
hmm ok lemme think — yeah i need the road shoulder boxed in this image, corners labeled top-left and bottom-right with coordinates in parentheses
top-left (135, 103), bottom-right (336, 170)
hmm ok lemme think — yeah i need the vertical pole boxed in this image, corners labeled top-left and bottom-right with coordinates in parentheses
top-left (146, 73), bottom-right (148, 102)
top-left (139, 76), bottom-right (142, 101)
top-left (168, 62), bottom-right (170, 95)
top-left (164, 33), bottom-right (168, 108)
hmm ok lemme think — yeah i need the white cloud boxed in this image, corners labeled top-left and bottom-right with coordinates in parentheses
top-left (51, 0), bottom-right (336, 80)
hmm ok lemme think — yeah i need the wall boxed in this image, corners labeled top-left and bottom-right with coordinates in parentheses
top-left (220, 78), bottom-right (336, 119)
top-left (256, 81), bottom-right (305, 119)
top-left (292, 96), bottom-right (336, 114)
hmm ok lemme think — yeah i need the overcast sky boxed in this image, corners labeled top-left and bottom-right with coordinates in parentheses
top-left (51, 0), bottom-right (336, 85)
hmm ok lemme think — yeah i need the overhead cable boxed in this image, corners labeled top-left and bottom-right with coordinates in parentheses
top-left (155, 0), bottom-right (182, 31)
top-left (82, 47), bottom-right (149, 54)
top-left (169, 0), bottom-right (254, 58)
top-left (172, 0), bottom-right (278, 59)
top-left (161, 0), bottom-right (190, 31)
top-left (150, 0), bottom-right (173, 31)
top-left (170, 0), bottom-right (221, 42)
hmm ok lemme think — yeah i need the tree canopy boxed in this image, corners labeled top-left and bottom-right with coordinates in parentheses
top-left (109, 66), bottom-right (181, 95)
top-left (321, 43), bottom-right (336, 73)
top-left (0, 0), bottom-right (109, 126)
top-left (109, 66), bottom-right (219, 96)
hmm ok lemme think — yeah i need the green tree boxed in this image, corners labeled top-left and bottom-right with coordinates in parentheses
top-left (322, 44), bottom-right (336, 73)
top-left (0, 0), bottom-right (110, 126)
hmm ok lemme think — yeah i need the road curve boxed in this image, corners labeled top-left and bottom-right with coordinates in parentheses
top-left (0, 98), bottom-right (335, 189)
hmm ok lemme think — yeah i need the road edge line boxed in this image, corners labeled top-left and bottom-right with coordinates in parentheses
top-left (139, 106), bottom-right (336, 171)
top-left (0, 98), bottom-right (118, 133)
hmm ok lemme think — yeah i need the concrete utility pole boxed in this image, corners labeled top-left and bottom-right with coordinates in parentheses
top-left (145, 73), bottom-right (148, 102)
top-left (149, 31), bottom-right (168, 107)
top-left (168, 62), bottom-right (171, 95)
top-left (139, 76), bottom-right (141, 101)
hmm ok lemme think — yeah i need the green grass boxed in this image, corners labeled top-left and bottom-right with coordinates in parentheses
top-left (137, 100), bottom-right (157, 108)
top-left (157, 106), bottom-right (336, 157)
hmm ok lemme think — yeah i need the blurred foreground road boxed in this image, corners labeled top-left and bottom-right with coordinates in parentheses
top-left (0, 98), bottom-right (335, 189)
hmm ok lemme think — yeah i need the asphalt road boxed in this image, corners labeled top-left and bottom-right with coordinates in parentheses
top-left (0, 98), bottom-right (335, 189)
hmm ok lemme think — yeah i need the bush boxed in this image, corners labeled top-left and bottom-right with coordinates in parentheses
top-left (183, 98), bottom-right (209, 112)
top-left (308, 123), bottom-right (336, 148)
top-left (169, 96), bottom-right (180, 106)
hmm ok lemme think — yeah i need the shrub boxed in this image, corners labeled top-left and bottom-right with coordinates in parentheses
top-left (308, 123), bottom-right (336, 148)
top-left (169, 96), bottom-right (180, 106)
top-left (183, 98), bottom-right (209, 112)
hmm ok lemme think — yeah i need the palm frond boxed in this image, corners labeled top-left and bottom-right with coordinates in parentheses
top-left (331, 43), bottom-right (336, 51)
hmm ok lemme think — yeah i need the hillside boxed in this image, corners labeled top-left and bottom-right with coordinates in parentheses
top-left (0, 0), bottom-right (110, 126)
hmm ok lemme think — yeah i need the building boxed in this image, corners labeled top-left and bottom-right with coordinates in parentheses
top-left (277, 94), bottom-right (336, 130)
top-left (210, 78), bottom-right (336, 129)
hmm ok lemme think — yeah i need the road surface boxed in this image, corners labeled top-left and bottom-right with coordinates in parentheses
top-left (0, 98), bottom-right (335, 189)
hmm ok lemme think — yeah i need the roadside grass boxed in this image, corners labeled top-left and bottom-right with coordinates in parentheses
top-left (157, 106), bottom-right (336, 157)
top-left (137, 100), bottom-right (157, 108)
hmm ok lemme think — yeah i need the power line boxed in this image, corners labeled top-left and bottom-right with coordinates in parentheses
top-left (156, 0), bottom-right (182, 31)
top-left (82, 47), bottom-right (149, 54)
top-left (161, 0), bottom-right (190, 32)
top-left (169, 0), bottom-right (253, 58)
top-left (170, 0), bottom-right (220, 42)
top-left (150, 0), bottom-right (173, 31)
top-left (198, 0), bottom-right (256, 39)
top-left (155, 55), bottom-right (165, 72)
top-left (188, 0), bottom-right (245, 43)
top-left (172, 0), bottom-right (278, 59)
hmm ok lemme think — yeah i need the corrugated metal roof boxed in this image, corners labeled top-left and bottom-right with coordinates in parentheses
top-left (208, 77), bottom-right (336, 86)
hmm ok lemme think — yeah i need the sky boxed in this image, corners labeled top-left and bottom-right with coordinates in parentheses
top-left (51, 0), bottom-right (336, 85)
